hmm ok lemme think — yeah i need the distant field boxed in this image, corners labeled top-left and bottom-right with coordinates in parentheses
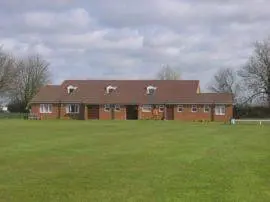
top-left (0, 120), bottom-right (270, 202)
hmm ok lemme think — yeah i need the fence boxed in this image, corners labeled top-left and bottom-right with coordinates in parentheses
top-left (0, 113), bottom-right (29, 119)
top-left (233, 119), bottom-right (270, 125)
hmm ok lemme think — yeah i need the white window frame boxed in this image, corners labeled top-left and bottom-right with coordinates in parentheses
top-left (142, 104), bottom-right (152, 112)
top-left (177, 105), bottom-right (183, 112)
top-left (159, 105), bottom-right (165, 112)
top-left (40, 104), bottom-right (52, 114)
top-left (114, 104), bottom-right (121, 112)
top-left (106, 85), bottom-right (117, 94)
top-left (146, 86), bottom-right (157, 95)
top-left (66, 104), bottom-right (80, 114)
top-left (191, 105), bottom-right (197, 113)
top-left (204, 105), bottom-right (210, 113)
top-left (67, 85), bottom-right (77, 94)
top-left (104, 104), bottom-right (110, 112)
top-left (215, 105), bottom-right (226, 116)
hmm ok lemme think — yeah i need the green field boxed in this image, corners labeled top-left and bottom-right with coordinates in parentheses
top-left (0, 120), bottom-right (270, 202)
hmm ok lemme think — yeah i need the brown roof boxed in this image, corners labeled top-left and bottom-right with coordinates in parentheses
top-left (30, 80), bottom-right (233, 104)
top-left (31, 85), bottom-right (61, 103)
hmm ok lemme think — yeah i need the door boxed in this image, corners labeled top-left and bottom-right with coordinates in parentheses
top-left (166, 105), bottom-right (174, 120)
top-left (88, 105), bottom-right (99, 120)
top-left (126, 105), bottom-right (138, 120)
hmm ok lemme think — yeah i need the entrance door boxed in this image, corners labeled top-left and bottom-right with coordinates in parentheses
top-left (166, 105), bottom-right (174, 120)
top-left (88, 105), bottom-right (99, 120)
top-left (126, 105), bottom-right (138, 120)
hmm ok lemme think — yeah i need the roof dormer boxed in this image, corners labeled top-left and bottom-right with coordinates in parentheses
top-left (106, 85), bottom-right (117, 94)
top-left (146, 85), bottom-right (157, 95)
top-left (67, 85), bottom-right (77, 94)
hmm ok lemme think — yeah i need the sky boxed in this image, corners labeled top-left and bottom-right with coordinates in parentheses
top-left (0, 0), bottom-right (270, 89)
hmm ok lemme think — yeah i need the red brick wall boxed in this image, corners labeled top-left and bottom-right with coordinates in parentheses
top-left (138, 105), bottom-right (164, 120)
top-left (138, 104), bottom-right (232, 122)
top-left (173, 104), bottom-right (232, 122)
top-left (114, 105), bottom-right (126, 120)
top-left (31, 104), bottom-right (60, 120)
top-left (31, 103), bottom-right (233, 122)
top-left (31, 103), bottom-right (86, 120)
top-left (213, 104), bottom-right (233, 122)
top-left (174, 104), bottom-right (211, 121)
top-left (99, 105), bottom-right (126, 120)
top-left (61, 104), bottom-right (85, 120)
top-left (99, 105), bottom-right (111, 120)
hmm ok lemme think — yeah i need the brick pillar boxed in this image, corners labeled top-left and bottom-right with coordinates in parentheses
top-left (211, 103), bottom-right (215, 122)
top-left (84, 105), bottom-right (88, 120)
top-left (137, 105), bottom-right (140, 120)
top-left (59, 103), bottom-right (66, 120)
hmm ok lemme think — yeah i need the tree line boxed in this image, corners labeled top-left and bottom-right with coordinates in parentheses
top-left (207, 37), bottom-right (270, 108)
top-left (0, 48), bottom-right (50, 112)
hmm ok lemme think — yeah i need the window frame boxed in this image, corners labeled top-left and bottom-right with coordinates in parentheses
top-left (142, 104), bottom-right (152, 112)
top-left (104, 104), bottom-right (110, 112)
top-left (204, 105), bottom-right (210, 113)
top-left (68, 88), bottom-right (75, 94)
top-left (215, 105), bottom-right (226, 116)
top-left (177, 104), bottom-right (184, 112)
top-left (114, 104), bottom-right (121, 112)
top-left (191, 105), bottom-right (198, 113)
top-left (158, 105), bottom-right (165, 112)
top-left (146, 86), bottom-right (157, 95)
top-left (66, 104), bottom-right (80, 114)
top-left (67, 85), bottom-right (77, 94)
top-left (40, 104), bottom-right (52, 114)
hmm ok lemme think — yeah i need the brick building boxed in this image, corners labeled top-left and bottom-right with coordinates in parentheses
top-left (29, 80), bottom-right (233, 121)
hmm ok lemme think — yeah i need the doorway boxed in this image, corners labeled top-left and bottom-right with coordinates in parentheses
top-left (166, 105), bottom-right (174, 120)
top-left (88, 105), bottom-right (99, 120)
top-left (126, 105), bottom-right (138, 120)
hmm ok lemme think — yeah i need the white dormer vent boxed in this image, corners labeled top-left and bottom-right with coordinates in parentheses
top-left (106, 85), bottom-right (117, 94)
top-left (146, 85), bottom-right (157, 95)
top-left (67, 85), bottom-right (77, 94)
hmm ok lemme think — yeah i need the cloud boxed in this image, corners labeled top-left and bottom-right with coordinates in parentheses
top-left (23, 8), bottom-right (92, 30)
top-left (0, 0), bottom-right (270, 88)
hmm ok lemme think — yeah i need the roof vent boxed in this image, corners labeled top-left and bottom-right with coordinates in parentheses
top-left (67, 85), bottom-right (77, 94)
top-left (146, 85), bottom-right (157, 95)
top-left (106, 85), bottom-right (117, 94)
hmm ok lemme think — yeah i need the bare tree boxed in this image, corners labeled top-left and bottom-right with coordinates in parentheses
top-left (208, 67), bottom-right (241, 103)
top-left (238, 38), bottom-right (270, 106)
top-left (11, 54), bottom-right (51, 111)
top-left (157, 64), bottom-right (180, 80)
top-left (0, 48), bottom-right (16, 92)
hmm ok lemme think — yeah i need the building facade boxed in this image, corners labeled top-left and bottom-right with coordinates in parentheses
top-left (30, 80), bottom-right (233, 121)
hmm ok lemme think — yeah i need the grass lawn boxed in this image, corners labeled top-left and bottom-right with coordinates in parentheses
top-left (0, 120), bottom-right (270, 202)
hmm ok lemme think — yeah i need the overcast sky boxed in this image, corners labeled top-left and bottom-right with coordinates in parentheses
top-left (1, 0), bottom-right (270, 89)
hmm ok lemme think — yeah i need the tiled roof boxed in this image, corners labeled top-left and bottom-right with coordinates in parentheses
top-left (30, 80), bottom-right (233, 104)
top-left (31, 85), bottom-right (61, 103)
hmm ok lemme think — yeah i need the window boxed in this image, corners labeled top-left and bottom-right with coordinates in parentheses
top-left (215, 105), bottom-right (226, 115)
top-left (106, 85), bottom-right (117, 94)
top-left (67, 85), bottom-right (77, 94)
top-left (104, 104), bottom-right (110, 112)
top-left (40, 104), bottom-right (52, 113)
top-left (114, 104), bottom-right (121, 112)
top-left (159, 105), bottom-right (165, 112)
top-left (146, 86), bottom-right (157, 95)
top-left (142, 104), bottom-right (152, 112)
top-left (69, 88), bottom-right (75, 94)
top-left (204, 105), bottom-right (210, 113)
top-left (191, 105), bottom-right (197, 113)
top-left (66, 104), bottom-right (79, 114)
top-left (177, 105), bottom-right (183, 112)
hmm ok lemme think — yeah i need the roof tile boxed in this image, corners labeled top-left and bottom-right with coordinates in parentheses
top-left (30, 80), bottom-right (233, 104)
